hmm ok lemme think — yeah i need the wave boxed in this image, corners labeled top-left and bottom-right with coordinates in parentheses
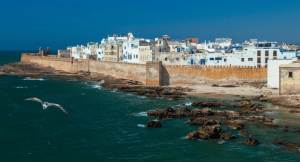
top-left (138, 124), bottom-right (145, 127)
top-left (16, 86), bottom-right (28, 89)
top-left (134, 112), bottom-right (147, 116)
top-left (23, 77), bottom-right (44, 81)
top-left (92, 85), bottom-right (101, 89)
top-left (184, 102), bottom-right (193, 106)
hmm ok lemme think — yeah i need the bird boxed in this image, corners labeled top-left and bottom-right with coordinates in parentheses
top-left (23, 97), bottom-right (69, 115)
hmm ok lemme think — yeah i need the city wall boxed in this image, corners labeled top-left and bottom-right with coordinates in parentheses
top-left (21, 54), bottom-right (267, 86)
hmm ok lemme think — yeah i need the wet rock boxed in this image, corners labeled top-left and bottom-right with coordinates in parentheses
top-left (218, 140), bottom-right (224, 144)
top-left (197, 124), bottom-right (222, 140)
top-left (162, 95), bottom-right (189, 101)
top-left (191, 101), bottom-right (227, 107)
top-left (214, 110), bottom-right (240, 119)
top-left (241, 115), bottom-right (278, 128)
top-left (229, 101), bottom-right (266, 114)
top-left (245, 138), bottom-right (259, 145)
top-left (187, 131), bottom-right (200, 140)
top-left (241, 130), bottom-right (249, 137)
top-left (146, 121), bottom-right (162, 128)
top-left (283, 129), bottom-right (288, 132)
top-left (274, 141), bottom-right (300, 153)
top-left (285, 126), bottom-right (289, 128)
top-left (219, 132), bottom-right (238, 139)
top-left (187, 117), bottom-right (220, 126)
top-left (146, 91), bottom-right (162, 98)
top-left (289, 110), bottom-right (300, 113)
top-left (147, 107), bottom-right (215, 119)
top-left (224, 120), bottom-right (245, 130)
top-left (132, 90), bottom-right (147, 95)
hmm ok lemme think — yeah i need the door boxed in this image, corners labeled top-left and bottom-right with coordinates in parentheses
top-left (191, 59), bottom-right (194, 65)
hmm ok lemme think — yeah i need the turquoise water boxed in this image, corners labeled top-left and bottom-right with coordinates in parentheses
top-left (1, 51), bottom-right (300, 162)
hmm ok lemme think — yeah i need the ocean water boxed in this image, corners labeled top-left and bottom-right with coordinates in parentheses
top-left (1, 51), bottom-right (300, 162)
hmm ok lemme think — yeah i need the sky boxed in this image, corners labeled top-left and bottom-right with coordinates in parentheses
top-left (0, 0), bottom-right (299, 50)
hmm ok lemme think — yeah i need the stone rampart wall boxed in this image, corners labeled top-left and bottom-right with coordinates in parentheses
top-left (21, 54), bottom-right (268, 86)
top-left (162, 65), bottom-right (267, 86)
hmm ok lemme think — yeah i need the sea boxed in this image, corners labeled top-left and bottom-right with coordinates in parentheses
top-left (0, 50), bottom-right (300, 162)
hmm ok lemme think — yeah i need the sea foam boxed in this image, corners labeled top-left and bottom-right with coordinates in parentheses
top-left (23, 77), bottom-right (44, 81)
top-left (138, 124), bottom-right (145, 127)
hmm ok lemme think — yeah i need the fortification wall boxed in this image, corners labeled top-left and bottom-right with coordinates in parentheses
top-left (20, 54), bottom-right (268, 86)
top-left (162, 65), bottom-right (267, 86)
top-left (89, 60), bottom-right (146, 84)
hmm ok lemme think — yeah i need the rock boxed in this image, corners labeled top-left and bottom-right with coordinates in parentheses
top-left (229, 101), bottom-right (266, 114)
top-left (187, 131), bottom-right (200, 140)
top-left (214, 110), bottom-right (240, 119)
top-left (283, 129), bottom-right (288, 132)
top-left (218, 140), bottom-right (224, 144)
top-left (289, 110), bottom-right (300, 113)
top-left (197, 124), bottom-right (222, 140)
top-left (224, 120), bottom-right (245, 129)
top-left (241, 115), bottom-right (278, 128)
top-left (162, 95), bottom-right (188, 101)
top-left (146, 121), bottom-right (162, 128)
top-left (146, 91), bottom-right (161, 98)
top-left (147, 107), bottom-right (174, 119)
top-left (212, 84), bottom-right (219, 87)
top-left (191, 101), bottom-right (227, 107)
top-left (187, 117), bottom-right (220, 126)
top-left (220, 132), bottom-right (238, 139)
top-left (147, 107), bottom-right (216, 119)
top-left (285, 126), bottom-right (289, 128)
top-left (274, 141), bottom-right (300, 153)
top-left (241, 130), bottom-right (249, 137)
top-left (132, 90), bottom-right (147, 95)
top-left (245, 138), bottom-right (259, 145)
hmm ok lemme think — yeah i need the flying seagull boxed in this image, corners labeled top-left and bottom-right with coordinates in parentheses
top-left (23, 97), bottom-right (69, 115)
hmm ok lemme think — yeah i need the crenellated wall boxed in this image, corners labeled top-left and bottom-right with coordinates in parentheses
top-left (21, 54), bottom-right (268, 86)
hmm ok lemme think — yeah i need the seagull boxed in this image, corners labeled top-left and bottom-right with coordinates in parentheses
top-left (23, 97), bottom-right (69, 115)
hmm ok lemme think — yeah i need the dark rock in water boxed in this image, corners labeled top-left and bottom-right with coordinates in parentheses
top-left (229, 100), bottom-right (266, 114)
top-left (218, 140), bottom-right (224, 144)
top-left (241, 115), bottom-right (278, 128)
top-left (283, 129), bottom-right (288, 132)
top-left (285, 126), bottom-right (289, 128)
top-left (146, 121), bottom-right (162, 128)
top-left (289, 110), bottom-right (300, 113)
top-left (191, 101), bottom-right (227, 107)
top-left (197, 124), bottom-right (222, 140)
top-left (241, 130), bottom-right (249, 137)
top-left (220, 132), bottom-right (238, 139)
top-left (187, 117), bottom-right (220, 126)
top-left (245, 138), bottom-right (259, 145)
top-left (162, 95), bottom-right (188, 101)
top-left (146, 91), bottom-right (161, 98)
top-left (224, 120), bottom-right (245, 130)
top-left (214, 110), bottom-right (240, 119)
top-left (274, 141), bottom-right (300, 153)
top-left (147, 107), bottom-right (215, 119)
top-left (132, 90), bottom-right (147, 95)
top-left (187, 124), bottom-right (222, 140)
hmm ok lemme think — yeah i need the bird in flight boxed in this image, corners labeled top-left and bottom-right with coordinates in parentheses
top-left (23, 97), bottom-right (69, 115)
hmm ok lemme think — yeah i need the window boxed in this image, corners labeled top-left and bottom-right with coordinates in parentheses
top-left (152, 54), bottom-right (155, 60)
top-left (284, 57), bottom-right (286, 59)
top-left (248, 58), bottom-right (253, 61)
top-left (265, 58), bottom-right (268, 63)
top-left (216, 57), bottom-right (222, 60)
top-left (273, 51), bottom-right (277, 56)
top-left (257, 51), bottom-right (261, 56)
top-left (265, 51), bottom-right (269, 56)
top-left (176, 58), bottom-right (179, 61)
top-left (136, 55), bottom-right (138, 59)
top-left (124, 46), bottom-right (126, 49)
top-left (210, 58), bottom-right (214, 60)
top-left (241, 58), bottom-right (244, 62)
top-left (131, 44), bottom-right (134, 48)
top-left (289, 72), bottom-right (293, 78)
top-left (98, 52), bottom-right (100, 54)
top-left (165, 57), bottom-right (167, 61)
top-left (224, 59), bottom-right (227, 62)
top-left (134, 55), bottom-right (135, 59)
top-left (257, 58), bottom-right (261, 63)
top-left (183, 58), bottom-right (186, 61)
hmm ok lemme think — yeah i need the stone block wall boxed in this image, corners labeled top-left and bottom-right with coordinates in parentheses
top-left (279, 67), bottom-right (300, 95)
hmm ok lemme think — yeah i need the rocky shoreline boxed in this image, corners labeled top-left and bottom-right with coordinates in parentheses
top-left (1, 62), bottom-right (300, 152)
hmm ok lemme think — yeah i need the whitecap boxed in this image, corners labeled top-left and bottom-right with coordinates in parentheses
top-left (16, 86), bottom-right (28, 89)
top-left (218, 141), bottom-right (225, 144)
top-left (153, 119), bottom-right (159, 121)
top-left (134, 112), bottom-right (147, 116)
top-left (23, 77), bottom-right (44, 81)
top-left (184, 102), bottom-right (193, 106)
top-left (138, 96), bottom-right (146, 98)
top-left (138, 124), bottom-right (145, 127)
top-left (181, 136), bottom-right (188, 139)
top-left (92, 85), bottom-right (101, 89)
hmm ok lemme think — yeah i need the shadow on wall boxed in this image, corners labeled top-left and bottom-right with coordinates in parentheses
top-left (161, 66), bottom-right (169, 86)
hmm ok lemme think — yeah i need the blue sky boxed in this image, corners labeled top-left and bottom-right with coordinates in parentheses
top-left (0, 0), bottom-right (299, 50)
